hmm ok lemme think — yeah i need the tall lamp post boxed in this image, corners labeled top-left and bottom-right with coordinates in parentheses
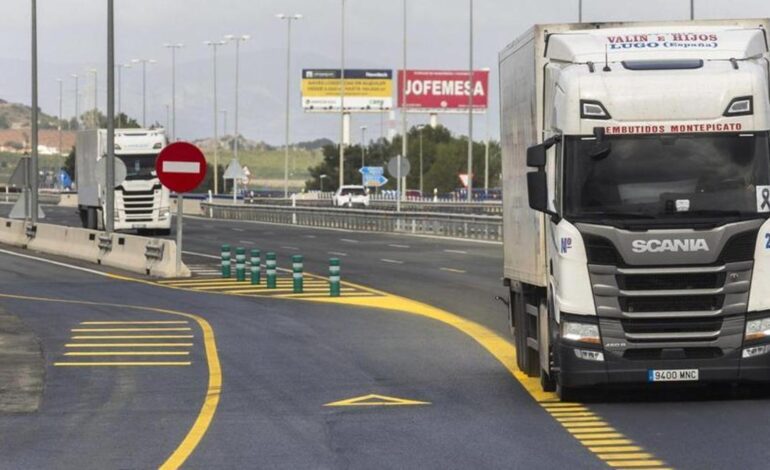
top-left (416, 124), bottom-right (425, 195)
top-left (164, 43), bottom-right (184, 141)
top-left (131, 58), bottom-right (156, 128)
top-left (339, 0), bottom-right (346, 190)
top-left (399, 0), bottom-right (408, 210)
top-left (71, 74), bottom-right (79, 129)
top-left (116, 63), bottom-right (131, 127)
top-left (205, 40), bottom-right (227, 195)
top-left (277, 13), bottom-right (302, 198)
top-left (89, 68), bottom-right (98, 128)
top-left (690, 0), bottom-right (695, 20)
top-left (320, 174), bottom-right (329, 193)
top-left (360, 125), bottom-right (367, 168)
top-left (56, 78), bottom-right (63, 155)
top-left (225, 34), bottom-right (250, 163)
top-left (30, 0), bottom-right (39, 223)
top-left (466, 0), bottom-right (474, 202)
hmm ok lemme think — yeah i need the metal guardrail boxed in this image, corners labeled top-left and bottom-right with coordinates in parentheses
top-left (202, 202), bottom-right (502, 242)
top-left (239, 196), bottom-right (503, 215)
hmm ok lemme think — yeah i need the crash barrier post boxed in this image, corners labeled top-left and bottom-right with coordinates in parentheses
top-left (250, 249), bottom-right (261, 285)
top-left (292, 255), bottom-right (304, 293)
top-left (266, 252), bottom-right (277, 289)
top-left (329, 258), bottom-right (341, 297)
top-left (236, 247), bottom-right (246, 282)
top-left (221, 244), bottom-right (231, 278)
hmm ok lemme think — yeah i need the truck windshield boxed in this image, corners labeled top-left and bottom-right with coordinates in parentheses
top-left (563, 132), bottom-right (770, 222)
top-left (117, 154), bottom-right (158, 180)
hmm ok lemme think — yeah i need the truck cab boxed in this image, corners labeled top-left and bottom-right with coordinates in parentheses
top-left (500, 20), bottom-right (770, 399)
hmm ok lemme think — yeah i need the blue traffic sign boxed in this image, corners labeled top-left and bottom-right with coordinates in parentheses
top-left (359, 166), bottom-right (387, 187)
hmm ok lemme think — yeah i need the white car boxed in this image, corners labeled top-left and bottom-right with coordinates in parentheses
top-left (333, 185), bottom-right (370, 208)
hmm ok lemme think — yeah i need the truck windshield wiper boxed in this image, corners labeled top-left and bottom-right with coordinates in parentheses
top-left (669, 210), bottom-right (751, 217)
top-left (577, 211), bottom-right (656, 219)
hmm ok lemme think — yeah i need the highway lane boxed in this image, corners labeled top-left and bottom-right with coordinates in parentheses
top-left (0, 249), bottom-right (601, 469)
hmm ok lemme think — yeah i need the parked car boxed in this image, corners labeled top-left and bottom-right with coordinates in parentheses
top-left (332, 185), bottom-right (370, 208)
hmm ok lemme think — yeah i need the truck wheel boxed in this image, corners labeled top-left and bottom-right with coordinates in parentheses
top-left (540, 369), bottom-right (556, 392)
top-left (556, 381), bottom-right (579, 403)
top-left (86, 208), bottom-right (98, 230)
top-left (513, 292), bottom-right (539, 377)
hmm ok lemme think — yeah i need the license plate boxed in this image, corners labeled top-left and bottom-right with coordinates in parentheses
top-left (648, 369), bottom-right (699, 382)
top-left (132, 224), bottom-right (147, 229)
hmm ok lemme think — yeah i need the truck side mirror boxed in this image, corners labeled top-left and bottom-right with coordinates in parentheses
top-left (527, 144), bottom-right (546, 167)
top-left (527, 171), bottom-right (552, 214)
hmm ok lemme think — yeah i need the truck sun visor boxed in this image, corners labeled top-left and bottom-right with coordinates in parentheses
top-left (622, 59), bottom-right (704, 71)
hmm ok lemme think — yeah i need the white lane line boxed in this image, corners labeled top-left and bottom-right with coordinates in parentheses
top-left (340, 238), bottom-right (359, 244)
top-left (232, 228), bottom-right (245, 232)
top-left (304, 235), bottom-right (317, 239)
top-left (281, 246), bottom-right (300, 251)
top-left (444, 249), bottom-right (468, 255)
top-left (328, 251), bottom-right (348, 257)
top-left (238, 240), bottom-right (255, 245)
top-left (380, 259), bottom-right (404, 264)
top-left (388, 244), bottom-right (410, 249)
top-left (440, 267), bottom-right (467, 274)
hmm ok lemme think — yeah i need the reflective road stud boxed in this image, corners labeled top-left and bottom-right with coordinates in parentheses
top-left (329, 258), bottom-right (341, 297)
top-left (292, 255), bottom-right (304, 293)
top-left (266, 252), bottom-right (277, 289)
top-left (221, 244), bottom-right (231, 278)
top-left (250, 249), bottom-right (261, 285)
top-left (235, 247), bottom-right (246, 282)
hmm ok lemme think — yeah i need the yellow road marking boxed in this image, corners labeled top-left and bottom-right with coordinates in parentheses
top-left (566, 427), bottom-right (617, 434)
top-left (589, 446), bottom-right (644, 453)
top-left (0, 293), bottom-right (221, 470)
top-left (556, 417), bottom-right (603, 423)
top-left (574, 433), bottom-right (625, 440)
top-left (54, 361), bottom-right (192, 366)
top-left (72, 335), bottom-right (194, 339)
top-left (80, 321), bottom-right (189, 325)
top-left (324, 394), bottom-right (430, 407)
top-left (64, 351), bottom-right (191, 356)
top-left (549, 411), bottom-right (596, 417)
top-left (545, 406), bottom-right (588, 412)
top-left (606, 460), bottom-right (666, 468)
top-left (71, 327), bottom-right (192, 332)
top-left (598, 453), bottom-right (654, 460)
top-left (561, 421), bottom-right (610, 428)
top-left (275, 292), bottom-right (378, 299)
top-left (66, 343), bottom-right (194, 348)
top-left (580, 439), bottom-right (634, 446)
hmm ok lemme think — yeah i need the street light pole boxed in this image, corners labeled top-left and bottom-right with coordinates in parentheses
top-left (106, 0), bottom-right (115, 233)
top-left (131, 58), bottom-right (156, 128)
top-left (339, 0), bottom-right (346, 190)
top-left (205, 40), bottom-right (227, 195)
top-left (164, 43), bottom-right (184, 141)
top-left (71, 74), bottom-right (79, 128)
top-left (277, 14), bottom-right (302, 198)
top-left (56, 78), bottom-right (63, 155)
top-left (579, 0), bottom-right (583, 22)
top-left (360, 125), bottom-right (367, 168)
top-left (221, 110), bottom-right (228, 137)
top-left (690, 0), bottom-right (694, 20)
top-left (89, 68), bottom-right (98, 128)
top-left (399, 0), bottom-right (408, 212)
top-left (30, 0), bottom-right (39, 224)
top-left (466, 0), bottom-right (474, 202)
top-left (417, 125), bottom-right (424, 195)
top-left (225, 34), bottom-right (250, 164)
top-left (116, 63), bottom-right (131, 128)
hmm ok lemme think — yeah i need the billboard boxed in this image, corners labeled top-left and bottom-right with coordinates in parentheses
top-left (397, 70), bottom-right (489, 113)
top-left (301, 69), bottom-right (393, 112)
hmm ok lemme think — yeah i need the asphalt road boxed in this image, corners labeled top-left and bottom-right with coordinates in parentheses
top-left (0, 248), bottom-right (595, 469)
top-left (7, 204), bottom-right (770, 469)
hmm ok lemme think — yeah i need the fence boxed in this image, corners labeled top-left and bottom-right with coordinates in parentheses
top-left (201, 202), bottom-right (502, 242)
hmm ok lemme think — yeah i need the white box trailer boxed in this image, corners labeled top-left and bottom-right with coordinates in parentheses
top-left (499, 19), bottom-right (770, 399)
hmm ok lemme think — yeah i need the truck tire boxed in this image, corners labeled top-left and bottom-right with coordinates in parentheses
top-left (556, 382), bottom-right (579, 403)
top-left (86, 208), bottom-right (98, 230)
top-left (155, 229), bottom-right (171, 237)
top-left (78, 208), bottom-right (88, 228)
top-left (513, 292), bottom-right (539, 377)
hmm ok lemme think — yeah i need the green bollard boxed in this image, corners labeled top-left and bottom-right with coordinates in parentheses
top-left (221, 244), bottom-right (231, 278)
top-left (329, 258), bottom-right (341, 297)
top-left (235, 247), bottom-right (246, 282)
top-left (250, 249), bottom-right (261, 285)
top-left (292, 255), bottom-right (304, 293)
top-left (266, 252), bottom-right (277, 289)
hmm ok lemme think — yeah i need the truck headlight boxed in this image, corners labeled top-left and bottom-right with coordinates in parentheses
top-left (562, 320), bottom-right (601, 345)
top-left (745, 317), bottom-right (770, 341)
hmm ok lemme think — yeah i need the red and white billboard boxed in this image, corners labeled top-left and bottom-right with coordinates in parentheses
top-left (397, 70), bottom-right (489, 113)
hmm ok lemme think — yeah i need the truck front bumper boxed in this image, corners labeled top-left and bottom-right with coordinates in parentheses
top-left (557, 341), bottom-right (770, 388)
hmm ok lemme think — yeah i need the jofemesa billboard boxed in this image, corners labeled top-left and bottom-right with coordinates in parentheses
top-left (397, 69), bottom-right (489, 113)
top-left (301, 69), bottom-right (393, 112)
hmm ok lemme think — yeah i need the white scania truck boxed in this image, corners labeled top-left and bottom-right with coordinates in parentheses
top-left (500, 19), bottom-right (770, 399)
top-left (76, 129), bottom-right (172, 235)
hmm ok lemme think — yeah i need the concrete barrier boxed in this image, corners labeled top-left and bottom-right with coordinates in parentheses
top-left (171, 197), bottom-right (203, 216)
top-left (0, 217), bottom-right (189, 278)
top-left (58, 193), bottom-right (78, 207)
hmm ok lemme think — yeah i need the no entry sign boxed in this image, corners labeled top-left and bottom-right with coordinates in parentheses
top-left (156, 142), bottom-right (207, 193)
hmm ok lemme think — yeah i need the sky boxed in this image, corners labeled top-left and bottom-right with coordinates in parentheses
top-left (1, 0), bottom-right (769, 145)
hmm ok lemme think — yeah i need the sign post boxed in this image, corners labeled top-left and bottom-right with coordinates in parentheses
top-left (156, 142), bottom-right (207, 275)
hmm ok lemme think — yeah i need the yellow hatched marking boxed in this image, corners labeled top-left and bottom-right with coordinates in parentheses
top-left (580, 439), bottom-right (633, 446)
top-left (556, 416), bottom-right (603, 423)
top-left (574, 433), bottom-right (625, 440)
top-left (541, 402), bottom-right (584, 408)
top-left (549, 411), bottom-right (595, 417)
top-left (561, 421), bottom-right (610, 428)
top-left (80, 321), bottom-right (189, 325)
top-left (64, 351), bottom-right (191, 356)
top-left (598, 453), bottom-right (654, 460)
top-left (72, 335), bottom-right (194, 339)
top-left (71, 327), bottom-right (192, 332)
top-left (606, 460), bottom-right (665, 468)
top-left (54, 361), bottom-right (191, 367)
top-left (566, 427), bottom-right (616, 434)
top-left (275, 292), bottom-right (379, 299)
top-left (588, 446), bottom-right (643, 453)
top-left (66, 343), bottom-right (194, 347)
top-left (224, 288), bottom-right (355, 295)
top-left (545, 406), bottom-right (588, 412)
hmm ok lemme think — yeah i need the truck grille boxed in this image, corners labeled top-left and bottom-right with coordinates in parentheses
top-left (623, 348), bottom-right (723, 360)
top-left (119, 186), bottom-right (160, 221)
top-left (619, 295), bottom-right (724, 313)
top-left (619, 272), bottom-right (724, 291)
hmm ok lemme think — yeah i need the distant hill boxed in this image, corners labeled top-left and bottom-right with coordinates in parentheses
top-left (0, 99), bottom-right (62, 130)
top-left (295, 138), bottom-right (334, 151)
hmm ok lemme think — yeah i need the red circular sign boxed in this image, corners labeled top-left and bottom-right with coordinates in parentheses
top-left (155, 142), bottom-right (207, 193)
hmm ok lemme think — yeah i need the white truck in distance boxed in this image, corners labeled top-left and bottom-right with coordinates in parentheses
top-left (499, 19), bottom-right (770, 399)
top-left (76, 129), bottom-right (172, 235)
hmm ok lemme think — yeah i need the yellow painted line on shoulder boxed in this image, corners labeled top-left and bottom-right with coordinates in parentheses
top-left (71, 327), bottom-right (192, 332)
top-left (556, 417), bottom-right (603, 423)
top-left (566, 427), bottom-right (617, 434)
top-left (80, 321), bottom-right (189, 325)
top-left (0, 293), bottom-right (221, 470)
top-left (588, 446), bottom-right (644, 453)
top-left (574, 433), bottom-right (625, 440)
top-left (549, 411), bottom-right (596, 417)
top-left (54, 361), bottom-right (192, 366)
top-left (606, 460), bottom-right (666, 468)
top-left (579, 439), bottom-right (634, 446)
top-left (598, 453), bottom-right (654, 460)
top-left (561, 421), bottom-right (610, 428)
top-left (66, 343), bottom-right (194, 348)
top-left (274, 293), bottom-right (379, 299)
top-left (545, 406), bottom-right (588, 412)
top-left (64, 351), bottom-right (191, 356)
top-left (72, 335), bottom-right (194, 339)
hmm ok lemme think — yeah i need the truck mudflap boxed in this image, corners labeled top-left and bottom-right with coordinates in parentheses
top-left (556, 340), bottom-right (770, 388)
